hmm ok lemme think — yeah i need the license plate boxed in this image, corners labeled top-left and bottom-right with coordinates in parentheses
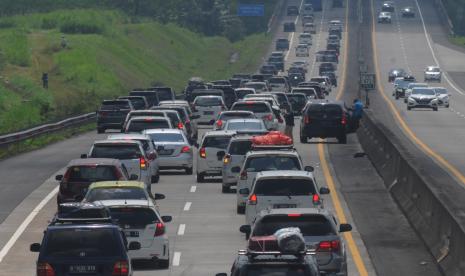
top-left (204, 111), bottom-right (214, 115)
top-left (158, 149), bottom-right (173, 155)
top-left (69, 265), bottom-right (96, 274)
top-left (274, 204), bottom-right (297, 209)
top-left (125, 231), bottom-right (139, 237)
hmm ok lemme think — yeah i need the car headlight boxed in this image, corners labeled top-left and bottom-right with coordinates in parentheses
top-left (408, 97), bottom-right (416, 103)
top-left (431, 98), bottom-right (438, 103)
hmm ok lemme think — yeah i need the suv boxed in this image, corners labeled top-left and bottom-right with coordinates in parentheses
top-left (193, 95), bottom-right (227, 125)
top-left (231, 101), bottom-right (280, 131)
top-left (424, 66), bottom-right (442, 82)
top-left (240, 208), bottom-right (352, 276)
top-left (300, 100), bottom-right (349, 144)
top-left (118, 96), bottom-right (148, 110)
top-left (268, 77), bottom-right (289, 93)
top-left (407, 88), bottom-right (439, 111)
top-left (196, 131), bottom-right (236, 182)
top-left (125, 116), bottom-right (172, 133)
top-left (30, 203), bottom-right (140, 276)
top-left (97, 99), bottom-right (134, 133)
top-left (393, 75), bottom-right (416, 99)
top-left (242, 171), bottom-right (328, 226)
top-left (222, 135), bottom-right (253, 193)
top-left (235, 146), bottom-right (308, 214)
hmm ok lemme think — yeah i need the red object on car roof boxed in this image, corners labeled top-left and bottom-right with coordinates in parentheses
top-left (251, 131), bottom-right (293, 145)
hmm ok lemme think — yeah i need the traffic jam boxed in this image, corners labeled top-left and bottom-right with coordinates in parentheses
top-left (28, 1), bottom-right (363, 275)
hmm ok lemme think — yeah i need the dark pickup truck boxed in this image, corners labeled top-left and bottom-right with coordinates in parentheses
top-left (97, 99), bottom-right (134, 133)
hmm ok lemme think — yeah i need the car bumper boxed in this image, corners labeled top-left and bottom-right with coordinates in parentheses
top-left (222, 172), bottom-right (238, 186)
top-left (128, 239), bottom-right (169, 261)
top-left (407, 100), bottom-right (438, 108)
top-left (301, 126), bottom-right (345, 138)
top-left (158, 154), bottom-right (193, 169)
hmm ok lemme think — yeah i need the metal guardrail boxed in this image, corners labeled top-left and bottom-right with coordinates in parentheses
top-left (0, 113), bottom-right (96, 147)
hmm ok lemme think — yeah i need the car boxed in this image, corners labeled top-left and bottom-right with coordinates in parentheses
top-left (431, 87), bottom-right (450, 107)
top-left (235, 146), bottom-right (307, 214)
top-left (283, 22), bottom-right (296, 32)
top-left (231, 101), bottom-right (281, 131)
top-left (289, 72), bottom-right (306, 87)
top-left (378, 11), bottom-right (392, 23)
top-left (239, 208), bottom-right (353, 276)
top-left (242, 170), bottom-right (328, 226)
top-left (235, 88), bottom-right (256, 99)
top-left (388, 68), bottom-right (407, 82)
top-left (196, 131), bottom-right (236, 182)
top-left (87, 139), bottom-right (156, 193)
top-left (301, 4), bottom-right (314, 16)
top-left (300, 100), bottom-right (349, 144)
top-left (275, 38), bottom-right (290, 51)
top-left (393, 75), bottom-right (416, 99)
top-left (292, 87), bottom-right (319, 100)
top-left (214, 111), bottom-right (257, 130)
top-left (269, 91), bottom-right (293, 111)
top-left (329, 20), bottom-right (343, 31)
top-left (56, 158), bottom-right (133, 205)
top-left (296, 44), bottom-right (310, 57)
top-left (327, 41), bottom-right (340, 54)
top-left (329, 28), bottom-right (342, 39)
top-left (299, 33), bottom-right (313, 45)
top-left (107, 133), bottom-right (160, 181)
top-left (404, 83), bottom-right (429, 103)
top-left (310, 76), bottom-right (332, 94)
top-left (129, 90), bottom-right (160, 107)
top-left (211, 85), bottom-right (238, 109)
top-left (192, 95), bottom-right (226, 125)
top-left (260, 63), bottom-right (278, 75)
top-left (401, 6), bottom-right (415, 17)
top-left (407, 88), bottom-right (439, 111)
top-left (316, 50), bottom-right (338, 63)
top-left (123, 110), bottom-right (170, 131)
top-left (83, 181), bottom-right (160, 202)
top-left (287, 5), bottom-right (299, 16)
top-left (184, 77), bottom-right (206, 97)
top-left (99, 198), bottom-right (172, 268)
top-left (152, 104), bottom-right (199, 142)
top-left (319, 62), bottom-right (336, 75)
top-left (381, 1), bottom-right (395, 12)
top-left (424, 66), bottom-right (442, 82)
top-left (186, 88), bottom-right (224, 103)
top-left (229, 78), bottom-right (244, 89)
top-left (30, 203), bottom-right (140, 276)
top-left (321, 71), bottom-right (338, 87)
top-left (291, 60), bottom-right (309, 73)
top-left (287, 93), bottom-right (308, 115)
top-left (268, 56), bottom-right (284, 71)
top-left (118, 96), bottom-right (149, 110)
top-left (97, 99), bottom-right (134, 133)
top-left (327, 35), bottom-right (340, 46)
top-left (302, 15), bottom-right (315, 26)
top-left (222, 135), bottom-right (254, 193)
top-left (244, 81), bottom-right (269, 93)
top-left (147, 86), bottom-right (175, 101)
top-left (297, 83), bottom-right (325, 99)
top-left (303, 22), bottom-right (316, 34)
top-left (125, 116), bottom-right (172, 133)
top-left (224, 119), bottom-right (267, 133)
top-left (143, 129), bottom-right (194, 174)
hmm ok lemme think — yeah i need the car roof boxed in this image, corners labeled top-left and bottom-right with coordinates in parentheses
top-left (307, 99), bottom-right (345, 106)
top-left (96, 199), bottom-right (156, 208)
top-left (220, 110), bottom-right (254, 115)
top-left (203, 130), bottom-right (237, 137)
top-left (230, 135), bottom-right (254, 142)
top-left (128, 116), bottom-right (170, 121)
top-left (246, 150), bottom-right (299, 156)
top-left (143, 128), bottom-right (184, 134)
top-left (226, 118), bottom-right (263, 123)
top-left (107, 133), bottom-right (150, 141)
top-left (89, 181), bottom-right (145, 189)
top-left (256, 170), bottom-right (313, 179)
top-left (47, 224), bottom-right (120, 231)
top-left (195, 95), bottom-right (223, 99)
top-left (93, 139), bottom-right (142, 146)
top-left (258, 207), bottom-right (331, 217)
top-left (68, 158), bottom-right (121, 166)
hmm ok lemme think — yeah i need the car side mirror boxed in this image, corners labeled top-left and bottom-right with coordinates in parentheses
top-left (231, 166), bottom-right (241, 173)
top-left (239, 188), bottom-right (250, 195)
top-left (128, 241), bottom-right (141, 251)
top-left (80, 154), bottom-right (87, 159)
top-left (319, 187), bottom-right (330, 194)
top-left (30, 243), bottom-right (41, 252)
top-left (55, 175), bottom-right (63, 181)
top-left (129, 174), bottom-right (139, 181)
top-left (161, 215), bottom-right (173, 223)
top-left (154, 193), bottom-right (166, 200)
top-left (217, 151), bottom-right (226, 160)
top-left (239, 225), bottom-right (251, 235)
top-left (339, 223), bottom-right (352, 233)
top-left (304, 166), bottom-right (314, 172)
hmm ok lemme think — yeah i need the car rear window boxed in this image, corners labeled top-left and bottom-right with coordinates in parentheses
top-left (86, 188), bottom-right (146, 202)
top-left (127, 120), bottom-right (170, 132)
top-left (91, 144), bottom-right (141, 160)
top-left (243, 265), bottom-right (308, 276)
top-left (165, 112), bottom-right (180, 125)
top-left (293, 89), bottom-right (317, 99)
top-left (147, 132), bottom-right (185, 143)
top-left (101, 101), bottom-right (130, 110)
top-left (121, 97), bottom-right (145, 109)
top-left (110, 207), bottom-right (158, 228)
top-left (228, 140), bottom-right (252, 155)
top-left (153, 88), bottom-right (174, 101)
top-left (226, 121), bottom-right (263, 131)
top-left (202, 136), bottom-right (232, 149)
top-left (67, 166), bottom-right (118, 182)
top-left (195, 97), bottom-right (223, 106)
top-left (288, 94), bottom-right (306, 104)
top-left (254, 178), bottom-right (316, 196)
top-left (220, 112), bottom-right (254, 120)
top-left (154, 107), bottom-right (187, 121)
top-left (245, 156), bottom-right (301, 172)
top-left (233, 103), bottom-right (270, 113)
top-left (253, 215), bottom-right (336, 236)
top-left (307, 104), bottom-right (342, 118)
top-left (236, 90), bottom-right (254, 99)
top-left (45, 228), bottom-right (120, 257)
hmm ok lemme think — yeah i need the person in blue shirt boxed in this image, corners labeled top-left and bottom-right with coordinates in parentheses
top-left (351, 99), bottom-right (364, 129)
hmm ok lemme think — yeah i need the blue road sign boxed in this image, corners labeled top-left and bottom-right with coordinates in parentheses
top-left (238, 4), bottom-right (265, 16)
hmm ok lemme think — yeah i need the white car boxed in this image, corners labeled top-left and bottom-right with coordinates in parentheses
top-left (298, 33), bottom-right (313, 45)
top-left (196, 130), bottom-right (236, 182)
top-left (431, 87), bottom-right (450, 107)
top-left (214, 111), bottom-right (256, 130)
top-left (407, 88), bottom-right (439, 111)
top-left (192, 95), bottom-right (226, 125)
top-left (424, 66), bottom-right (442, 82)
top-left (296, 44), bottom-right (310, 57)
top-left (99, 199), bottom-right (171, 268)
top-left (404, 83), bottom-right (428, 103)
top-left (378, 11), bottom-right (392, 23)
top-left (242, 170), bottom-right (329, 226)
top-left (222, 135), bottom-right (253, 193)
top-left (231, 101), bottom-right (280, 131)
top-left (223, 119), bottom-right (267, 133)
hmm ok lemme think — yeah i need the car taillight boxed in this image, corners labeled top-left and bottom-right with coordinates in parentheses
top-left (140, 157), bottom-right (147, 170)
top-left (317, 240), bottom-right (340, 252)
top-left (37, 262), bottom-right (55, 276)
top-left (181, 146), bottom-right (191, 153)
top-left (199, 147), bottom-right (206, 158)
top-left (248, 194), bottom-right (257, 205)
top-left (223, 154), bottom-right (231, 165)
top-left (112, 260), bottom-right (129, 276)
top-left (341, 113), bottom-right (347, 125)
top-left (240, 170), bottom-right (247, 180)
top-left (155, 222), bottom-right (165, 236)
top-left (312, 194), bottom-right (320, 204)
top-left (216, 120), bottom-right (223, 128)
top-left (263, 114), bottom-right (273, 121)
top-left (304, 115), bottom-right (311, 124)
top-left (288, 213), bottom-right (301, 217)
top-left (177, 122), bottom-right (184, 129)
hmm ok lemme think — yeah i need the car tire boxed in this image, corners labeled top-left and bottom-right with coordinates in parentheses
top-left (196, 173), bottom-right (204, 183)
top-left (237, 205), bottom-right (245, 214)
top-left (97, 128), bottom-right (105, 134)
top-left (338, 135), bottom-right (347, 144)
top-left (222, 184), bottom-right (230, 194)
top-left (407, 106), bottom-right (412, 110)
top-left (404, 98), bottom-right (407, 103)
top-left (395, 94), bottom-right (399, 100)
top-left (185, 167), bottom-right (193, 175)
top-left (158, 258), bottom-right (170, 269)
top-left (445, 104), bottom-right (450, 108)
top-left (300, 135), bottom-right (307, 143)
top-left (433, 107), bottom-right (438, 111)
top-left (151, 174), bottom-right (160, 183)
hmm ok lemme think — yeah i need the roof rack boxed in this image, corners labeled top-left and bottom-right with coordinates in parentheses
top-left (250, 144), bottom-right (295, 151)
top-left (238, 249), bottom-right (315, 261)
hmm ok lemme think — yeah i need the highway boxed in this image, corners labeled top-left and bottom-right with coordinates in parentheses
top-left (0, 0), bottom-right (451, 275)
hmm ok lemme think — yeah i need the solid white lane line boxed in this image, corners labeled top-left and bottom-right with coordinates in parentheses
top-left (172, 252), bottom-right (181, 266)
top-left (0, 186), bottom-right (59, 263)
top-left (183, 202), bottom-right (192, 211)
top-left (285, 0), bottom-right (305, 61)
top-left (177, 224), bottom-right (186, 236)
top-left (190, 186), bottom-right (197, 193)
top-left (308, 0), bottom-right (327, 77)
top-left (414, 0), bottom-right (465, 95)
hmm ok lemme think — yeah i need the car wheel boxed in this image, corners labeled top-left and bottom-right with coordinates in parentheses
top-left (185, 167), bottom-right (193, 175)
top-left (237, 205), bottom-right (245, 214)
top-left (300, 135), bottom-right (307, 143)
top-left (158, 258), bottom-right (170, 269)
top-left (407, 106), bottom-right (412, 110)
top-left (151, 174), bottom-right (160, 183)
top-left (433, 107), bottom-right (438, 111)
top-left (222, 184), bottom-right (230, 194)
top-left (196, 173), bottom-right (204, 183)
top-left (404, 98), bottom-right (407, 103)
top-left (97, 128), bottom-right (105, 134)
top-left (338, 134), bottom-right (347, 144)
top-left (395, 94), bottom-right (399, 100)
top-left (445, 104), bottom-right (450, 108)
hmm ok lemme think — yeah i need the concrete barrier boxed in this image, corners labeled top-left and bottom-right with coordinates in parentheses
top-left (358, 110), bottom-right (465, 275)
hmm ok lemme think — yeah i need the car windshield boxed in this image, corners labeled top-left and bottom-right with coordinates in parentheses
top-left (121, 98), bottom-right (145, 109)
top-left (246, 156), bottom-right (301, 172)
top-left (86, 187), bottom-right (146, 201)
top-left (434, 88), bottom-right (447, 94)
top-left (101, 101), bottom-right (130, 110)
top-left (226, 121), bottom-right (264, 131)
top-left (195, 97), bottom-right (223, 106)
top-left (408, 84), bottom-right (427, 89)
top-left (427, 67), bottom-right (440, 72)
top-left (110, 207), bottom-right (158, 228)
top-left (233, 103), bottom-right (270, 113)
top-left (44, 228), bottom-right (120, 257)
top-left (67, 166), bottom-right (118, 182)
top-left (91, 144), bottom-right (141, 159)
top-left (147, 132), bottom-right (185, 143)
top-left (412, 89), bottom-right (436, 95)
top-left (127, 120), bottom-right (170, 132)
top-left (228, 140), bottom-right (253, 155)
top-left (243, 265), bottom-right (308, 276)
top-left (254, 178), bottom-right (316, 196)
top-left (202, 136), bottom-right (232, 149)
top-left (253, 215), bottom-right (336, 236)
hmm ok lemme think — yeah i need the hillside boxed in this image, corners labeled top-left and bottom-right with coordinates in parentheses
top-left (0, 10), bottom-right (272, 134)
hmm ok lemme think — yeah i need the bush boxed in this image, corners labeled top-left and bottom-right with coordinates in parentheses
top-left (0, 30), bottom-right (31, 67)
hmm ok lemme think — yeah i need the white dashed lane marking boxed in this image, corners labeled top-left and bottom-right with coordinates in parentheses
top-left (172, 252), bottom-right (181, 266)
top-left (183, 202), bottom-right (192, 211)
top-left (177, 224), bottom-right (186, 236)
top-left (190, 186), bottom-right (196, 193)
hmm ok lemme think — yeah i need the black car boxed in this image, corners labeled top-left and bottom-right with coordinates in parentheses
top-left (319, 62), bottom-right (336, 75)
top-left (287, 5), bottom-right (299, 16)
top-left (129, 90), bottom-right (160, 107)
top-left (268, 56), bottom-right (284, 71)
top-left (118, 96), bottom-right (148, 110)
top-left (259, 64), bottom-right (278, 75)
top-left (289, 73), bottom-right (305, 87)
top-left (148, 86), bottom-right (175, 101)
top-left (30, 203), bottom-right (141, 276)
top-left (300, 100), bottom-right (349, 144)
top-left (283, 22), bottom-right (296, 32)
top-left (212, 85), bottom-right (238, 109)
top-left (388, 68), bottom-right (407, 82)
top-left (97, 99), bottom-right (134, 133)
top-left (321, 71), bottom-right (338, 87)
top-left (401, 6), bottom-right (415, 17)
top-left (288, 93), bottom-right (307, 115)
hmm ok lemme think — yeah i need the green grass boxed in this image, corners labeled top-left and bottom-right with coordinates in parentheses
top-left (0, 9), bottom-right (271, 134)
top-left (450, 35), bottom-right (465, 47)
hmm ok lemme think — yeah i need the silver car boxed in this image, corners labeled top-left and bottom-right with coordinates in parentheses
top-left (143, 129), bottom-right (193, 174)
top-left (378, 11), bottom-right (392, 23)
top-left (223, 119), bottom-right (267, 132)
top-left (431, 87), bottom-right (450, 107)
top-left (214, 111), bottom-right (256, 130)
top-left (193, 95), bottom-right (226, 125)
top-left (231, 101), bottom-right (280, 131)
top-left (424, 66), bottom-right (442, 82)
top-left (222, 135), bottom-right (253, 193)
top-left (404, 83), bottom-right (428, 103)
top-left (125, 116), bottom-right (172, 133)
top-left (407, 88), bottom-right (439, 111)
